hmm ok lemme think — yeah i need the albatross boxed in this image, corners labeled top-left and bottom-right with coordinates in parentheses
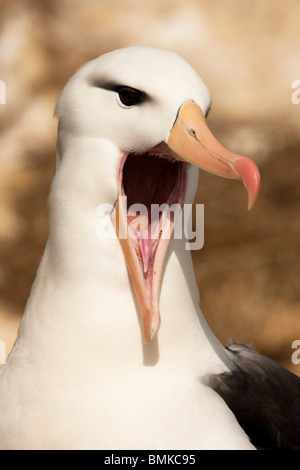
top-left (0, 46), bottom-right (299, 450)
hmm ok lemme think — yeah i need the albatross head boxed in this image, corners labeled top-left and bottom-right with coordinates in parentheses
top-left (55, 46), bottom-right (260, 344)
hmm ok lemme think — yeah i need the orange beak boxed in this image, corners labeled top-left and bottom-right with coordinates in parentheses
top-left (167, 102), bottom-right (260, 210)
top-left (115, 192), bottom-right (181, 343)
top-left (115, 101), bottom-right (260, 343)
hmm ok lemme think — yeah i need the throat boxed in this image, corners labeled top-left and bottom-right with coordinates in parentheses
top-left (123, 152), bottom-right (183, 209)
top-left (115, 149), bottom-right (187, 342)
top-left (121, 151), bottom-right (187, 276)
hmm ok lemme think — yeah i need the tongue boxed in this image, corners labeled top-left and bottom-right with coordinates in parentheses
top-left (127, 205), bottom-right (153, 275)
top-left (139, 231), bottom-right (152, 274)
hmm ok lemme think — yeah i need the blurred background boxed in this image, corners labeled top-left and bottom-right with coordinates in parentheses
top-left (0, 0), bottom-right (299, 373)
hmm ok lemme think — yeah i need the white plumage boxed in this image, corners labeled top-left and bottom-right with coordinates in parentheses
top-left (0, 47), bottom-right (263, 450)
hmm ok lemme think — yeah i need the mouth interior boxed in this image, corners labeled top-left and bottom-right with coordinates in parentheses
top-left (120, 149), bottom-right (186, 278)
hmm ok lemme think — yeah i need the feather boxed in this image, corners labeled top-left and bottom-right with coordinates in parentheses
top-left (207, 339), bottom-right (300, 449)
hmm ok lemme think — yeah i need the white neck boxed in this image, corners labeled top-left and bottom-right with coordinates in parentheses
top-left (19, 132), bottom-right (233, 377)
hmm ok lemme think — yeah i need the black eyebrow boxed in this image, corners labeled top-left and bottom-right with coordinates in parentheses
top-left (90, 79), bottom-right (122, 91)
top-left (89, 78), bottom-right (152, 103)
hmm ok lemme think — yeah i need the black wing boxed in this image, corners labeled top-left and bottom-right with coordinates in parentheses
top-left (207, 340), bottom-right (300, 449)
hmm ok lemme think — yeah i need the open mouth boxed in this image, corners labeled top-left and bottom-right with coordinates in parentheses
top-left (121, 150), bottom-right (187, 273)
top-left (116, 147), bottom-right (187, 342)
top-left (113, 101), bottom-right (260, 343)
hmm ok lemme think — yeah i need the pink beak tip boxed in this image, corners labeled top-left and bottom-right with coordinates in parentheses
top-left (234, 157), bottom-right (261, 211)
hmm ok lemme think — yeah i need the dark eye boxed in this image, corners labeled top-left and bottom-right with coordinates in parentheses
top-left (116, 86), bottom-right (147, 107)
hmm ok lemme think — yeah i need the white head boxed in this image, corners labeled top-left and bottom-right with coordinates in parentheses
top-left (54, 47), bottom-right (260, 343)
top-left (55, 47), bottom-right (211, 152)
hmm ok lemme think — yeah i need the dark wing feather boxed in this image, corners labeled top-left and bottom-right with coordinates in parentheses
top-left (207, 340), bottom-right (300, 450)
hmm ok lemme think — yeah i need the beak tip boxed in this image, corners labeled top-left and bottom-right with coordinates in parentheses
top-left (142, 306), bottom-right (161, 343)
top-left (235, 157), bottom-right (260, 211)
top-left (247, 185), bottom-right (259, 210)
top-left (247, 200), bottom-right (254, 211)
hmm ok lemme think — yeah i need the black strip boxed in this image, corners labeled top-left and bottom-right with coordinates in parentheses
top-left (207, 340), bottom-right (300, 450)
top-left (90, 78), bottom-right (152, 104)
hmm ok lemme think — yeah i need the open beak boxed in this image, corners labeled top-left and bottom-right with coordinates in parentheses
top-left (115, 101), bottom-right (260, 343)
top-left (167, 101), bottom-right (260, 210)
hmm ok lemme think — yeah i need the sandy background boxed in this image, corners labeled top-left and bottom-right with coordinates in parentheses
top-left (0, 0), bottom-right (299, 374)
